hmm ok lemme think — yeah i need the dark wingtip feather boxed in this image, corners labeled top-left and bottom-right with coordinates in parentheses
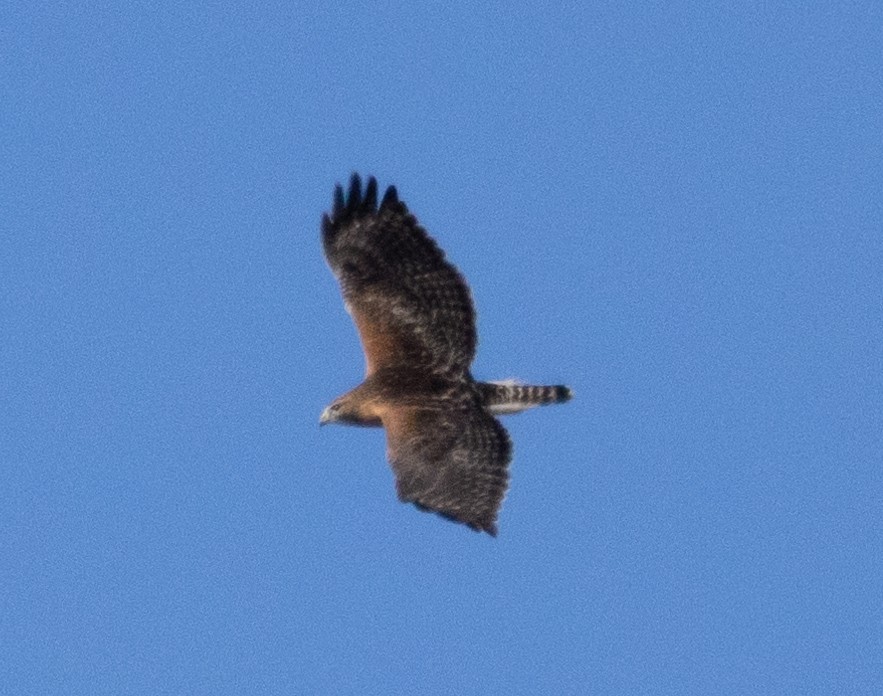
top-left (347, 173), bottom-right (362, 211)
top-left (332, 185), bottom-right (345, 216)
top-left (363, 176), bottom-right (378, 212)
top-left (380, 185), bottom-right (399, 209)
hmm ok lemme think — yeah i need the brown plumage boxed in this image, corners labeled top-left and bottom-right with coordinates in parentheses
top-left (320, 174), bottom-right (571, 535)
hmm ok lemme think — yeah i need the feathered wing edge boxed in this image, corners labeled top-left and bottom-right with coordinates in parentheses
top-left (322, 174), bottom-right (401, 255)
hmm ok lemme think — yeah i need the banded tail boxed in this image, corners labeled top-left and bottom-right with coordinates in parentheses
top-left (477, 380), bottom-right (573, 416)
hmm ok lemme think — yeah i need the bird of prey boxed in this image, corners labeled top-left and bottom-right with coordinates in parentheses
top-left (320, 174), bottom-right (571, 535)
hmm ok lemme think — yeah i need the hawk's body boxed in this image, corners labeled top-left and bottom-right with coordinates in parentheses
top-left (321, 175), bottom-right (571, 535)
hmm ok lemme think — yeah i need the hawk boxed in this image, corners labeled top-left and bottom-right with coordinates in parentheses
top-left (320, 174), bottom-right (572, 536)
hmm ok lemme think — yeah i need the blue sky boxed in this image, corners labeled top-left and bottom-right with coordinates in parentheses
top-left (3, 2), bottom-right (881, 694)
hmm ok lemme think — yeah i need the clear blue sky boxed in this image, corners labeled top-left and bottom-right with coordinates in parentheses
top-left (3, 2), bottom-right (881, 694)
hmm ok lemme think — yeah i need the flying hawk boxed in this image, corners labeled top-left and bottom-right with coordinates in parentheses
top-left (320, 174), bottom-right (571, 536)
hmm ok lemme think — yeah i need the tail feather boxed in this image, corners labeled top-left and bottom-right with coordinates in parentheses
top-left (478, 380), bottom-right (572, 415)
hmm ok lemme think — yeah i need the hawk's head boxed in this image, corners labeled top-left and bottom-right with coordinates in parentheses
top-left (319, 393), bottom-right (382, 428)
top-left (319, 400), bottom-right (347, 426)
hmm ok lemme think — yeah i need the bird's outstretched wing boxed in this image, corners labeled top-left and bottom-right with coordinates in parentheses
top-left (322, 174), bottom-right (476, 376)
top-left (382, 404), bottom-right (512, 536)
